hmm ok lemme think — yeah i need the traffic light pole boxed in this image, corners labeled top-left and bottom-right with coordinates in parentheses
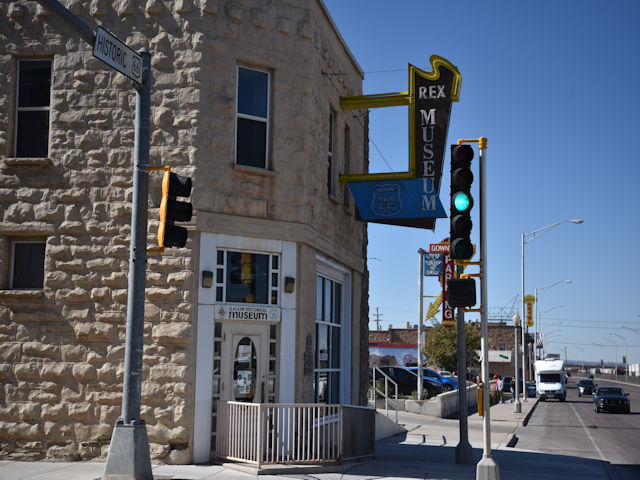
top-left (103, 51), bottom-right (153, 480)
top-left (455, 264), bottom-right (473, 465)
top-left (32, 1), bottom-right (153, 478)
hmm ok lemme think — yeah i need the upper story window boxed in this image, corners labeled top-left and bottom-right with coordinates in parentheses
top-left (236, 66), bottom-right (269, 169)
top-left (215, 249), bottom-right (279, 305)
top-left (10, 239), bottom-right (46, 289)
top-left (327, 111), bottom-right (335, 195)
top-left (15, 59), bottom-right (52, 158)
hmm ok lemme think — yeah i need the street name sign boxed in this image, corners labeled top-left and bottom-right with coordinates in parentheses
top-left (93, 27), bottom-right (143, 84)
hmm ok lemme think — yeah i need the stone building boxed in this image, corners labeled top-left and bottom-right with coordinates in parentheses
top-left (0, 0), bottom-right (369, 464)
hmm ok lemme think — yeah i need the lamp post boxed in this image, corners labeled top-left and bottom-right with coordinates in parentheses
top-left (512, 314), bottom-right (521, 413)
top-left (575, 346), bottom-right (584, 374)
top-left (535, 280), bottom-right (572, 360)
top-left (521, 219), bottom-right (583, 400)
top-left (611, 333), bottom-right (628, 381)
top-left (604, 338), bottom-right (618, 376)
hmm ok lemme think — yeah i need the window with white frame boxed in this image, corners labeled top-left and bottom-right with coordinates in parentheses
top-left (314, 274), bottom-right (342, 403)
top-left (10, 239), bottom-right (46, 289)
top-left (214, 249), bottom-right (279, 305)
top-left (327, 110), bottom-right (335, 195)
top-left (236, 66), bottom-right (269, 169)
top-left (15, 59), bottom-right (52, 158)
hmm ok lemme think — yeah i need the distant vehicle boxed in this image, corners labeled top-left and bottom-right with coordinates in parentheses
top-left (407, 367), bottom-right (458, 391)
top-left (370, 366), bottom-right (445, 398)
top-left (578, 379), bottom-right (596, 396)
top-left (594, 386), bottom-right (630, 414)
top-left (588, 374), bottom-right (594, 379)
top-left (535, 359), bottom-right (566, 401)
top-left (438, 370), bottom-right (452, 378)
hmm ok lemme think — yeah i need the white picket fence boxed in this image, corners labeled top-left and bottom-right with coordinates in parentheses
top-left (216, 401), bottom-right (374, 467)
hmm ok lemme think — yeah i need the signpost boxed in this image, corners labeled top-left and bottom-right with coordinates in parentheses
top-left (93, 27), bottom-right (143, 85)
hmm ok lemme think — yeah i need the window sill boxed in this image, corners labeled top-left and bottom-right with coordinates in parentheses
top-left (2, 157), bottom-right (52, 167)
top-left (0, 289), bottom-right (45, 298)
top-left (231, 164), bottom-right (276, 178)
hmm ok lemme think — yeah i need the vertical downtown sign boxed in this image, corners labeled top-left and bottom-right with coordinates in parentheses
top-left (430, 242), bottom-right (455, 326)
top-left (340, 55), bottom-right (461, 229)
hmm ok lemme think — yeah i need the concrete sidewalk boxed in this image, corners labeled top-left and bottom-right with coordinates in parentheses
top-left (0, 397), bottom-right (618, 479)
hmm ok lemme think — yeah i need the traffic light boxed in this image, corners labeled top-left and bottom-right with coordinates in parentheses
top-left (158, 169), bottom-right (192, 248)
top-left (449, 144), bottom-right (474, 259)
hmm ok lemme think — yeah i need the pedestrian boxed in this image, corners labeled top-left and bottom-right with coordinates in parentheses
top-left (497, 375), bottom-right (504, 403)
top-left (510, 378), bottom-right (515, 402)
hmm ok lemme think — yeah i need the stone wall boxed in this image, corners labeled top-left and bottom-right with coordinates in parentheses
top-left (0, 0), bottom-right (367, 463)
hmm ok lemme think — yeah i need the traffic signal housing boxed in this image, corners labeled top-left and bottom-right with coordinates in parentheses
top-left (449, 144), bottom-right (474, 260)
top-left (158, 169), bottom-right (192, 248)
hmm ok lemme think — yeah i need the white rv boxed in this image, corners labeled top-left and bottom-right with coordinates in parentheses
top-left (535, 359), bottom-right (566, 401)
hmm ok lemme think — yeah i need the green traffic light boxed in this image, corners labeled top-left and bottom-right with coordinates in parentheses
top-left (453, 192), bottom-right (470, 212)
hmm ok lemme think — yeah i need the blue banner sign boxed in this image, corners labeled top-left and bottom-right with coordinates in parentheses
top-left (348, 177), bottom-right (447, 226)
top-left (423, 253), bottom-right (443, 276)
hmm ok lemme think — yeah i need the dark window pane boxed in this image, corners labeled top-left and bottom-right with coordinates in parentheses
top-left (225, 252), bottom-right (269, 304)
top-left (216, 268), bottom-right (224, 284)
top-left (316, 277), bottom-right (323, 322)
top-left (12, 243), bottom-right (45, 289)
top-left (19, 60), bottom-right (51, 107)
top-left (238, 68), bottom-right (268, 118)
top-left (16, 110), bottom-right (49, 157)
top-left (271, 255), bottom-right (278, 270)
top-left (334, 283), bottom-right (341, 325)
top-left (217, 250), bottom-right (224, 265)
top-left (271, 289), bottom-right (277, 305)
top-left (324, 280), bottom-right (332, 322)
top-left (236, 118), bottom-right (266, 168)
top-left (331, 326), bottom-right (340, 369)
top-left (216, 286), bottom-right (223, 302)
top-left (329, 372), bottom-right (340, 404)
top-left (271, 272), bottom-right (278, 287)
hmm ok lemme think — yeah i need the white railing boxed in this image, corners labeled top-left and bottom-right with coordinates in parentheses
top-left (369, 366), bottom-right (399, 423)
top-left (216, 401), bottom-right (374, 467)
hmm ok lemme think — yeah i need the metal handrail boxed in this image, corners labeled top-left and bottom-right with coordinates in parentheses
top-left (370, 366), bottom-right (399, 424)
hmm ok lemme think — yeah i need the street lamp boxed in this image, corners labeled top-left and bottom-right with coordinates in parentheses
top-left (512, 314), bottom-right (522, 413)
top-left (521, 219), bottom-right (583, 401)
top-left (575, 346), bottom-right (585, 374)
top-left (611, 333), bottom-right (628, 381)
top-left (604, 337), bottom-right (618, 376)
top-left (535, 280), bottom-right (572, 360)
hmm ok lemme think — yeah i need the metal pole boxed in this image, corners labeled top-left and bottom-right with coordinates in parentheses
top-left (521, 233), bottom-right (527, 403)
top-left (534, 288), bottom-right (538, 361)
top-left (417, 250), bottom-right (424, 400)
top-left (103, 51), bottom-right (153, 480)
top-left (476, 140), bottom-right (499, 480)
top-left (455, 264), bottom-right (472, 464)
top-left (513, 315), bottom-right (521, 413)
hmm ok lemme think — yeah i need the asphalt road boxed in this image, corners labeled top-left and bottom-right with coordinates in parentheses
top-left (515, 376), bottom-right (640, 478)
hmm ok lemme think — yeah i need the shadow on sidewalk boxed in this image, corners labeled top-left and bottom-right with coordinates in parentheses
top-left (341, 436), bottom-right (636, 480)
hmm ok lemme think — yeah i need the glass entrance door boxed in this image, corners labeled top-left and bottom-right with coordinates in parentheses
top-left (221, 323), bottom-right (269, 403)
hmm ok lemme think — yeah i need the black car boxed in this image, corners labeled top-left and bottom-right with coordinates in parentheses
top-left (370, 366), bottom-right (445, 398)
top-left (578, 379), bottom-right (596, 396)
top-left (594, 386), bottom-right (630, 413)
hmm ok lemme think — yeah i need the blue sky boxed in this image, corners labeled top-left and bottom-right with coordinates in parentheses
top-left (323, 0), bottom-right (640, 364)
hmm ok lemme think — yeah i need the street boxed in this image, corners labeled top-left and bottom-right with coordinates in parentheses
top-left (515, 377), bottom-right (640, 478)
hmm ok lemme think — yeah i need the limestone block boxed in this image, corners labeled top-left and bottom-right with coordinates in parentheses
top-left (225, 1), bottom-right (242, 23)
top-left (146, 287), bottom-right (181, 303)
top-left (14, 363), bottom-right (40, 381)
top-left (0, 344), bottom-right (20, 362)
top-left (95, 311), bottom-right (124, 323)
top-left (18, 402), bottom-right (41, 422)
top-left (68, 402), bottom-right (95, 423)
top-left (59, 221), bottom-right (84, 235)
top-left (147, 424), bottom-right (189, 444)
top-left (56, 259), bottom-right (85, 273)
top-left (141, 382), bottom-right (164, 404)
top-left (106, 345), bottom-right (125, 362)
top-left (112, 289), bottom-right (128, 303)
top-left (63, 308), bottom-right (90, 322)
top-left (170, 352), bottom-right (188, 365)
top-left (73, 322), bottom-right (116, 342)
top-left (40, 363), bottom-right (70, 382)
top-left (90, 287), bottom-right (111, 301)
top-left (58, 287), bottom-right (90, 304)
top-left (152, 323), bottom-right (190, 345)
top-left (46, 442), bottom-right (80, 461)
top-left (87, 258), bottom-right (119, 271)
top-left (93, 391), bottom-right (121, 405)
top-left (149, 442), bottom-right (170, 459)
top-left (167, 271), bottom-right (192, 287)
top-left (36, 381), bottom-right (59, 392)
top-left (86, 351), bottom-right (104, 365)
top-left (60, 344), bottom-right (86, 362)
top-left (41, 403), bottom-right (68, 421)
top-left (45, 271), bottom-right (72, 288)
top-left (23, 342), bottom-right (58, 359)
top-left (4, 203), bottom-right (33, 222)
top-left (102, 272), bottom-right (128, 288)
top-left (97, 362), bottom-right (116, 383)
top-left (28, 391), bottom-right (59, 403)
top-left (0, 421), bottom-right (40, 440)
top-left (0, 363), bottom-right (12, 381)
top-left (99, 405), bottom-right (119, 425)
top-left (251, 9), bottom-right (266, 28)
top-left (145, 0), bottom-right (163, 15)
top-left (0, 405), bottom-right (17, 421)
top-left (72, 363), bottom-right (97, 382)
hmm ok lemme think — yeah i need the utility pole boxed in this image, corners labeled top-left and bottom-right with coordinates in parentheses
top-left (455, 263), bottom-right (472, 465)
top-left (373, 307), bottom-right (383, 330)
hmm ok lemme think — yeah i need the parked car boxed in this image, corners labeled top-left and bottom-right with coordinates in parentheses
top-left (438, 370), bottom-right (452, 378)
top-left (577, 379), bottom-right (596, 396)
top-left (407, 367), bottom-right (458, 391)
top-left (594, 386), bottom-right (630, 414)
top-left (370, 366), bottom-right (445, 398)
